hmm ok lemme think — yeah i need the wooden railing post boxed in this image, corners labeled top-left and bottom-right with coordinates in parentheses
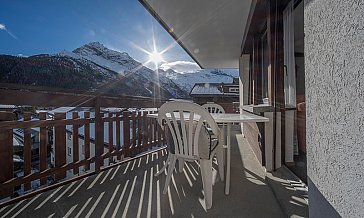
top-left (108, 112), bottom-right (113, 164)
top-left (132, 111), bottom-right (136, 149)
top-left (95, 112), bottom-right (104, 172)
top-left (94, 97), bottom-right (104, 173)
top-left (84, 112), bottom-right (90, 171)
top-left (149, 112), bottom-right (153, 147)
top-left (115, 112), bottom-right (121, 160)
top-left (143, 111), bottom-right (148, 151)
top-left (0, 112), bottom-right (15, 197)
top-left (162, 125), bottom-right (166, 145)
top-left (137, 111), bottom-right (142, 153)
top-left (147, 112), bottom-right (152, 149)
top-left (152, 111), bottom-right (157, 146)
top-left (72, 112), bottom-right (79, 175)
top-left (23, 112), bottom-right (32, 190)
top-left (54, 112), bottom-right (66, 181)
top-left (123, 111), bottom-right (130, 156)
top-left (39, 112), bottom-right (47, 185)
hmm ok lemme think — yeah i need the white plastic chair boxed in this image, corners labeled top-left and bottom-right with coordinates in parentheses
top-left (156, 101), bottom-right (224, 209)
top-left (202, 103), bottom-right (225, 114)
top-left (202, 103), bottom-right (226, 153)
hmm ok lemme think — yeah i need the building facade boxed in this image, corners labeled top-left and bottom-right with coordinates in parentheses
top-left (189, 78), bottom-right (240, 113)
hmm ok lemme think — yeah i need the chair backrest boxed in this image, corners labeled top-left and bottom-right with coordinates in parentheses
top-left (158, 101), bottom-right (220, 158)
top-left (202, 103), bottom-right (225, 114)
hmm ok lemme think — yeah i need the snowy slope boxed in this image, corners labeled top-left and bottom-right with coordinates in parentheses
top-left (159, 68), bottom-right (239, 93)
top-left (57, 42), bottom-right (188, 98)
top-left (72, 42), bottom-right (140, 75)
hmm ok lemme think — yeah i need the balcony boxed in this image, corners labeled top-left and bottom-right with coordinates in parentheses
top-left (0, 86), bottom-right (308, 217)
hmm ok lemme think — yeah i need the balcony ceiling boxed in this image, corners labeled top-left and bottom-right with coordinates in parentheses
top-left (140, 0), bottom-right (252, 69)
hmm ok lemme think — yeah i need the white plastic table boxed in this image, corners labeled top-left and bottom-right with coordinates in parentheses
top-left (210, 113), bottom-right (269, 195)
top-left (147, 111), bottom-right (269, 195)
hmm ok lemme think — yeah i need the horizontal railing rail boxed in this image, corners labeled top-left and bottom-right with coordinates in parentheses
top-left (0, 83), bottom-right (167, 108)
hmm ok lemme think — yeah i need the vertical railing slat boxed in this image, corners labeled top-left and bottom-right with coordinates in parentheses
top-left (116, 112), bottom-right (121, 160)
top-left (148, 116), bottom-right (152, 147)
top-left (0, 112), bottom-right (15, 197)
top-left (99, 112), bottom-right (105, 168)
top-left (161, 125), bottom-right (165, 146)
top-left (54, 112), bottom-right (66, 181)
top-left (132, 111), bottom-right (136, 148)
top-left (149, 112), bottom-right (152, 147)
top-left (84, 112), bottom-right (90, 171)
top-left (39, 112), bottom-right (47, 185)
top-left (94, 98), bottom-right (103, 173)
top-left (137, 111), bottom-right (142, 152)
top-left (154, 111), bottom-right (159, 146)
top-left (123, 111), bottom-right (130, 156)
top-left (108, 112), bottom-right (113, 164)
top-left (143, 111), bottom-right (148, 151)
top-left (72, 112), bottom-right (79, 175)
top-left (23, 112), bottom-right (32, 191)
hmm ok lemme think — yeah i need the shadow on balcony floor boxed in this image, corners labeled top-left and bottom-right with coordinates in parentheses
top-left (0, 126), bottom-right (288, 218)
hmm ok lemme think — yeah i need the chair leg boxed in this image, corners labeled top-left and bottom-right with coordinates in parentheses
top-left (178, 159), bottom-right (185, 173)
top-left (155, 153), bottom-right (172, 177)
top-left (163, 155), bottom-right (177, 194)
top-left (216, 146), bottom-right (224, 181)
top-left (200, 159), bottom-right (213, 209)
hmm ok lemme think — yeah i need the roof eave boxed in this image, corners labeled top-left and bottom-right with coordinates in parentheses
top-left (139, 0), bottom-right (204, 69)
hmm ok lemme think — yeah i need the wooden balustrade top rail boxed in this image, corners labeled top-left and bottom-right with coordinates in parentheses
top-left (0, 83), bottom-right (167, 108)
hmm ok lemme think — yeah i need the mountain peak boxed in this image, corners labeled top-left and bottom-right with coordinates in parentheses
top-left (87, 41), bottom-right (104, 47)
top-left (73, 41), bottom-right (106, 53)
top-left (73, 42), bottom-right (131, 58)
top-left (70, 41), bottom-right (140, 75)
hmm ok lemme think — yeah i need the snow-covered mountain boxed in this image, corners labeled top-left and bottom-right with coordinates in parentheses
top-left (57, 42), bottom-right (187, 98)
top-left (72, 42), bottom-right (140, 75)
top-left (159, 68), bottom-right (239, 93)
top-left (58, 42), bottom-right (238, 96)
top-left (0, 41), bottom-right (239, 99)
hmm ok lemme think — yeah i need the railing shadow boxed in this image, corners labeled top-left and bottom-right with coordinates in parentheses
top-left (1, 127), bottom-right (294, 218)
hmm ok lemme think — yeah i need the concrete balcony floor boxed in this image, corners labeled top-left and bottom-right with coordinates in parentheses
top-left (0, 126), bottom-right (308, 218)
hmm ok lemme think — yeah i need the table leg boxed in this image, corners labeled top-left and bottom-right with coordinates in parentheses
top-left (264, 112), bottom-right (274, 171)
top-left (221, 124), bottom-right (225, 165)
top-left (225, 123), bottom-right (231, 195)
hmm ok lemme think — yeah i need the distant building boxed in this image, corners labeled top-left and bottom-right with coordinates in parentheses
top-left (189, 78), bottom-right (239, 113)
top-left (0, 104), bottom-right (17, 112)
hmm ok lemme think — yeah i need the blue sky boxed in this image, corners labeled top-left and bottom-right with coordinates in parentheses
top-left (0, 0), bottom-right (199, 70)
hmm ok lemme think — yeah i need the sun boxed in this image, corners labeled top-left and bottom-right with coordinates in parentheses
top-left (149, 50), bottom-right (164, 66)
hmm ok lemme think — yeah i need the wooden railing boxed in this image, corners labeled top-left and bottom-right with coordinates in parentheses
top-left (0, 84), bottom-right (169, 201)
top-left (0, 109), bottom-right (165, 200)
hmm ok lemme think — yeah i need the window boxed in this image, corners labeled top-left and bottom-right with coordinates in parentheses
top-left (229, 88), bottom-right (239, 93)
top-left (249, 28), bottom-right (271, 105)
top-left (261, 30), bottom-right (269, 101)
top-left (68, 147), bottom-right (72, 156)
top-left (81, 144), bottom-right (85, 155)
top-left (67, 132), bottom-right (71, 140)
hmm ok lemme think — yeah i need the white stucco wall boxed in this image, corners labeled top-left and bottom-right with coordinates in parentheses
top-left (305, 0), bottom-right (364, 217)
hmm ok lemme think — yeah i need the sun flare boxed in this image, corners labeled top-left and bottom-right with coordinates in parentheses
top-left (149, 50), bottom-right (163, 66)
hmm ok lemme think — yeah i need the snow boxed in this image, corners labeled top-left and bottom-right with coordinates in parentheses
top-left (160, 69), bottom-right (239, 93)
top-left (190, 84), bottom-right (223, 95)
top-left (72, 42), bottom-right (140, 76)
top-left (48, 107), bottom-right (76, 115)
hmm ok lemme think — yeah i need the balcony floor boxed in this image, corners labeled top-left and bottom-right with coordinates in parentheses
top-left (0, 126), bottom-right (303, 218)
